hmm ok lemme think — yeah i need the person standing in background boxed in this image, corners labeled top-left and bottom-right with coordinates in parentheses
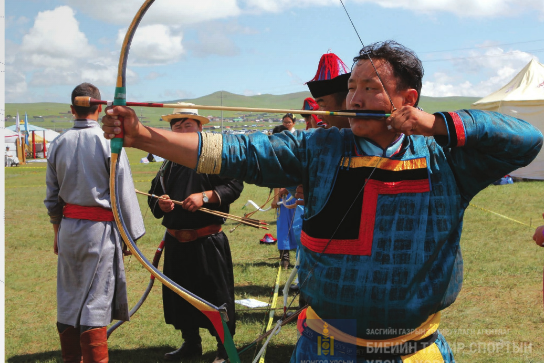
top-left (45, 82), bottom-right (145, 363)
top-left (148, 105), bottom-right (243, 363)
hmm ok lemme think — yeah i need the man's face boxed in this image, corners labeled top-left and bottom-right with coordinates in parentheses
top-left (347, 59), bottom-right (415, 140)
top-left (315, 94), bottom-right (349, 129)
top-left (171, 118), bottom-right (202, 134)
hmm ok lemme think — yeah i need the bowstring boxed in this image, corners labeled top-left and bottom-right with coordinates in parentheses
top-left (338, 0), bottom-right (397, 113)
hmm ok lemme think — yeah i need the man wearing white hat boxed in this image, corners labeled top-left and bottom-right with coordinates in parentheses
top-left (147, 104), bottom-right (243, 363)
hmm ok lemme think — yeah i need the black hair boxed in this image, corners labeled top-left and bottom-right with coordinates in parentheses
top-left (353, 40), bottom-right (423, 107)
top-left (282, 113), bottom-right (295, 123)
top-left (170, 117), bottom-right (201, 128)
top-left (272, 125), bottom-right (289, 134)
top-left (71, 83), bottom-right (101, 117)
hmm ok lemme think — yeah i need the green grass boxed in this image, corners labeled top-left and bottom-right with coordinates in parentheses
top-left (5, 147), bottom-right (544, 362)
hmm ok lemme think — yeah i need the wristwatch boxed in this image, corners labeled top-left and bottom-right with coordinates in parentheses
top-left (202, 192), bottom-right (209, 203)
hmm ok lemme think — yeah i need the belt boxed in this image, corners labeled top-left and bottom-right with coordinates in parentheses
top-left (63, 203), bottom-right (114, 222)
top-left (298, 306), bottom-right (441, 359)
top-left (167, 225), bottom-right (222, 243)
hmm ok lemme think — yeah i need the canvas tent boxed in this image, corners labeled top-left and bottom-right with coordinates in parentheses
top-left (4, 129), bottom-right (19, 144)
top-left (472, 58), bottom-right (544, 180)
top-left (6, 124), bottom-right (61, 142)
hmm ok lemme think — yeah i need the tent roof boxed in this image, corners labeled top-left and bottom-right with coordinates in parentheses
top-left (472, 58), bottom-right (544, 108)
top-left (7, 124), bottom-right (61, 142)
top-left (7, 123), bottom-right (48, 132)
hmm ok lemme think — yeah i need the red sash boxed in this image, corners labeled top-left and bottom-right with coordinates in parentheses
top-left (63, 203), bottom-right (114, 222)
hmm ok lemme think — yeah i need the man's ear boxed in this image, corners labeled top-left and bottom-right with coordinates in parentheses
top-left (97, 104), bottom-right (102, 113)
top-left (403, 89), bottom-right (418, 107)
top-left (70, 105), bottom-right (76, 116)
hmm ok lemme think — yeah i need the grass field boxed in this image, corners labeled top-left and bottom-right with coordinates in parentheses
top-left (4, 146), bottom-right (544, 363)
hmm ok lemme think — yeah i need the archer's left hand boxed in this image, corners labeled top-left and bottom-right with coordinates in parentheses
top-left (183, 193), bottom-right (204, 212)
top-left (385, 106), bottom-right (447, 136)
top-left (122, 244), bottom-right (132, 256)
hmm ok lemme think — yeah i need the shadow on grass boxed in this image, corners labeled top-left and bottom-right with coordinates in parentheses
top-left (7, 344), bottom-right (295, 363)
top-left (235, 283), bottom-right (280, 297)
top-left (234, 260), bottom-right (284, 268)
top-left (8, 347), bottom-right (220, 363)
top-left (236, 310), bottom-right (301, 326)
top-left (236, 310), bottom-right (272, 325)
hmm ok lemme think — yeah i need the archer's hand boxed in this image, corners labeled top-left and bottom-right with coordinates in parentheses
top-left (158, 194), bottom-right (175, 213)
top-left (278, 188), bottom-right (289, 197)
top-left (533, 213), bottom-right (544, 247)
top-left (385, 106), bottom-right (447, 137)
top-left (102, 106), bottom-right (143, 147)
top-left (122, 244), bottom-right (132, 256)
top-left (183, 193), bottom-right (204, 212)
top-left (295, 184), bottom-right (305, 206)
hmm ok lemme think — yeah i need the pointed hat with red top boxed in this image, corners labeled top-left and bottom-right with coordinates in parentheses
top-left (306, 51), bottom-right (351, 98)
top-left (299, 97), bottom-right (322, 130)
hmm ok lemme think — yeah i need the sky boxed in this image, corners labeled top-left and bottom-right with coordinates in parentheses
top-left (4, 0), bottom-right (544, 104)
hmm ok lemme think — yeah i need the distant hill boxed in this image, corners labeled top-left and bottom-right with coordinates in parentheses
top-left (5, 92), bottom-right (482, 129)
top-left (418, 96), bottom-right (481, 114)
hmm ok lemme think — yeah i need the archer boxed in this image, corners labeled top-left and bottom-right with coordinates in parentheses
top-left (102, 41), bottom-right (543, 362)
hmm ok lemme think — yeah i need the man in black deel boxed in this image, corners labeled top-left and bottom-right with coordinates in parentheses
top-left (148, 104), bottom-right (243, 363)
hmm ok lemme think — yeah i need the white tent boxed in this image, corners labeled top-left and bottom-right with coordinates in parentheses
top-left (6, 124), bottom-right (61, 142)
top-left (4, 129), bottom-right (19, 144)
top-left (472, 58), bottom-right (544, 180)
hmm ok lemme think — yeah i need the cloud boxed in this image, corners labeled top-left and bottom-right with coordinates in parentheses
top-left (185, 21), bottom-right (256, 58)
top-left (422, 47), bottom-right (537, 97)
top-left (145, 72), bottom-right (165, 80)
top-left (63, 0), bottom-right (544, 20)
top-left (117, 24), bottom-right (184, 66)
top-left (6, 15), bottom-right (30, 28)
top-left (5, 68), bottom-right (29, 102)
top-left (242, 0), bottom-right (336, 13)
top-left (350, 0), bottom-right (544, 18)
top-left (5, 6), bottom-right (136, 102)
top-left (64, 0), bottom-right (241, 26)
top-left (20, 6), bottom-right (95, 65)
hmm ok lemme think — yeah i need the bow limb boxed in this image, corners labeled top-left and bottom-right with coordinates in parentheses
top-left (110, 1), bottom-right (239, 361)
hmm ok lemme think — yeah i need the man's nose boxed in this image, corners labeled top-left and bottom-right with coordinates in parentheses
top-left (349, 90), bottom-right (364, 109)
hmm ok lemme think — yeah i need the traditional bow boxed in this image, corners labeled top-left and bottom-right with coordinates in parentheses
top-left (109, 1), bottom-right (240, 361)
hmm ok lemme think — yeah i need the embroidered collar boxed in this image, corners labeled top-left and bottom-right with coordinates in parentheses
top-left (355, 134), bottom-right (405, 157)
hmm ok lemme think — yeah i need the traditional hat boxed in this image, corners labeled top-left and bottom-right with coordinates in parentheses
top-left (300, 97), bottom-right (322, 130)
top-left (259, 233), bottom-right (277, 244)
top-left (306, 52), bottom-right (351, 98)
top-left (161, 103), bottom-right (210, 125)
